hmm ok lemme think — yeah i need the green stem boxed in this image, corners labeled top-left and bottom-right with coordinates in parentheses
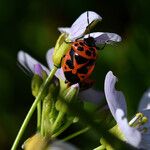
top-left (41, 101), bottom-right (45, 136)
top-left (52, 111), bottom-right (65, 133)
top-left (11, 66), bottom-right (57, 150)
top-left (37, 101), bottom-right (41, 131)
top-left (63, 127), bottom-right (89, 142)
top-left (51, 121), bottom-right (72, 138)
top-left (41, 97), bottom-right (51, 136)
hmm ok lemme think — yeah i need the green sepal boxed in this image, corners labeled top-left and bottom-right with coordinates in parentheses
top-left (53, 33), bottom-right (71, 68)
top-left (100, 138), bottom-right (114, 150)
top-left (47, 78), bottom-right (60, 119)
top-left (55, 83), bottom-right (79, 112)
top-left (100, 125), bottom-right (125, 150)
top-left (41, 70), bottom-right (48, 81)
top-left (31, 74), bottom-right (43, 97)
top-left (109, 125), bottom-right (125, 141)
top-left (58, 79), bottom-right (68, 97)
top-left (41, 79), bottom-right (60, 136)
top-left (55, 99), bottom-right (68, 113)
top-left (64, 84), bottom-right (79, 102)
top-left (66, 100), bottom-right (83, 124)
top-left (41, 95), bottom-right (52, 136)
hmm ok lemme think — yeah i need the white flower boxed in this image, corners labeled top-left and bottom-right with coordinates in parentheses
top-left (104, 71), bottom-right (150, 149)
top-left (58, 11), bottom-right (121, 45)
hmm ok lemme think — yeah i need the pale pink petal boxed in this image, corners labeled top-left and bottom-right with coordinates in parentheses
top-left (59, 11), bottom-right (102, 41)
top-left (46, 48), bottom-right (54, 69)
top-left (66, 83), bottom-right (79, 98)
top-left (141, 133), bottom-right (150, 149)
top-left (138, 90), bottom-right (150, 149)
top-left (49, 140), bottom-right (79, 150)
top-left (104, 71), bottom-right (127, 120)
top-left (84, 32), bottom-right (122, 45)
top-left (141, 110), bottom-right (150, 132)
top-left (34, 64), bottom-right (44, 77)
top-left (138, 88), bottom-right (150, 111)
top-left (116, 109), bottom-right (141, 147)
top-left (139, 109), bottom-right (150, 149)
top-left (58, 27), bottom-right (71, 35)
top-left (18, 50), bottom-right (49, 75)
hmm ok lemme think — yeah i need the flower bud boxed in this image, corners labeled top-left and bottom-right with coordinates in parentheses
top-left (34, 64), bottom-right (43, 78)
top-left (31, 64), bottom-right (49, 97)
top-left (22, 133), bottom-right (49, 150)
top-left (65, 83), bottom-right (79, 102)
top-left (55, 84), bottom-right (79, 113)
top-left (41, 95), bottom-right (52, 136)
top-left (31, 74), bottom-right (43, 97)
top-left (41, 70), bottom-right (48, 81)
top-left (43, 80), bottom-right (59, 125)
top-left (23, 134), bottom-right (78, 150)
top-left (53, 33), bottom-right (71, 68)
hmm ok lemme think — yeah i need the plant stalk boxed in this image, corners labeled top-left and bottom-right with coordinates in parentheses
top-left (11, 66), bottom-right (57, 150)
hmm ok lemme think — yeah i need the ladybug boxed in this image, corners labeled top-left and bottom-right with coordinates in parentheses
top-left (61, 36), bottom-right (98, 88)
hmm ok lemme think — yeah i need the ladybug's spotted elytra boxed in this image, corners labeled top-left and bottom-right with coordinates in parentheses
top-left (61, 37), bottom-right (99, 88)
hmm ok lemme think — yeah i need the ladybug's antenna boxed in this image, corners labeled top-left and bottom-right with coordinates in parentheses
top-left (87, 11), bottom-right (90, 26)
top-left (87, 11), bottom-right (91, 38)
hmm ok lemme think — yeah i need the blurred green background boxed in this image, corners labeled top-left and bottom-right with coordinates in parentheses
top-left (0, 0), bottom-right (150, 149)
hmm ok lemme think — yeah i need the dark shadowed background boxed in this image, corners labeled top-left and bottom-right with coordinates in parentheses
top-left (0, 0), bottom-right (150, 149)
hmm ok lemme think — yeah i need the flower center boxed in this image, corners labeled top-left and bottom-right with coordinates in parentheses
top-left (129, 112), bottom-right (148, 133)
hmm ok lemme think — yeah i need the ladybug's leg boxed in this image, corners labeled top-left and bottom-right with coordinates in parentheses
top-left (97, 43), bottom-right (106, 50)
top-left (64, 80), bottom-right (73, 88)
top-left (75, 36), bottom-right (84, 41)
top-left (65, 79), bottom-right (68, 84)
top-left (64, 40), bottom-right (73, 44)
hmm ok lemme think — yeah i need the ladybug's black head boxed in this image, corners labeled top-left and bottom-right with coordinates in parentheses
top-left (84, 37), bottom-right (96, 47)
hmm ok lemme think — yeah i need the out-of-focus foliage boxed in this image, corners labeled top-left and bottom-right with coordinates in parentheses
top-left (0, 0), bottom-right (150, 149)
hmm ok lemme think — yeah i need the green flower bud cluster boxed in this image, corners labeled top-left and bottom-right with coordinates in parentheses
top-left (31, 69), bottom-right (80, 139)
top-left (12, 11), bottom-right (124, 150)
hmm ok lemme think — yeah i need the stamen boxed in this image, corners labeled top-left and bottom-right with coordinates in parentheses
top-left (141, 116), bottom-right (148, 125)
top-left (129, 112), bottom-right (148, 133)
top-left (129, 113), bottom-right (144, 127)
